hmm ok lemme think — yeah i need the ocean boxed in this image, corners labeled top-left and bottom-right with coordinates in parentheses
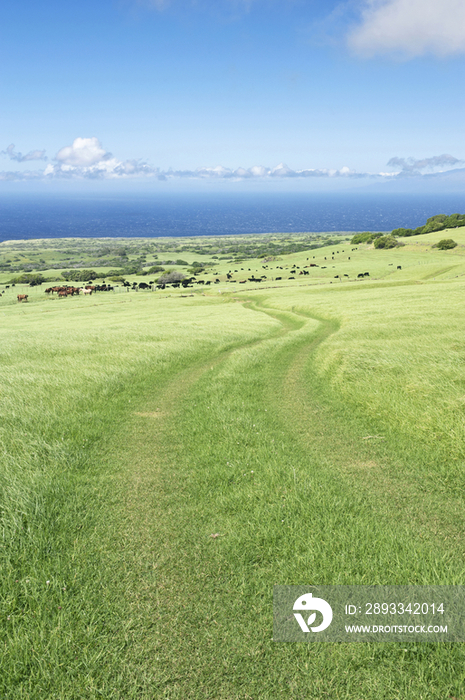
top-left (1, 192), bottom-right (465, 242)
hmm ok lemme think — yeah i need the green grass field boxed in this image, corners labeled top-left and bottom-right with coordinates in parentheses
top-left (2, 228), bottom-right (465, 698)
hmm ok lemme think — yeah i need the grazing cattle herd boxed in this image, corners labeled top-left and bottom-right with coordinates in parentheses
top-left (5, 254), bottom-right (410, 303)
top-left (44, 284), bottom-right (115, 296)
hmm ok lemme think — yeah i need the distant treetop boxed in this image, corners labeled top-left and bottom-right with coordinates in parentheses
top-left (392, 213), bottom-right (465, 238)
top-left (351, 214), bottom-right (465, 247)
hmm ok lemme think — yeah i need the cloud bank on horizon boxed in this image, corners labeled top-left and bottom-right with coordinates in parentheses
top-left (0, 137), bottom-right (462, 183)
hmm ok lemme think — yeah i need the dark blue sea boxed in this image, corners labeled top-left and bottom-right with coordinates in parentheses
top-left (1, 192), bottom-right (465, 242)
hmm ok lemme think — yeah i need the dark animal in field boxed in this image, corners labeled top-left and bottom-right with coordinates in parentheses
top-left (357, 273), bottom-right (364, 278)
top-left (388, 263), bottom-right (393, 266)
top-left (288, 276), bottom-right (295, 280)
top-left (321, 266), bottom-right (327, 269)
top-left (309, 264), bottom-right (318, 267)
top-left (205, 281), bottom-right (211, 285)
top-left (397, 266), bottom-right (402, 270)
top-left (17, 294), bottom-right (28, 302)
top-left (239, 280), bottom-right (246, 283)
top-left (197, 279), bottom-right (205, 284)
top-left (275, 277), bottom-right (282, 280)
top-left (334, 275), bottom-right (339, 279)
top-left (364, 272), bottom-right (370, 276)
top-left (139, 282), bottom-right (150, 289)
top-left (344, 274), bottom-right (349, 277)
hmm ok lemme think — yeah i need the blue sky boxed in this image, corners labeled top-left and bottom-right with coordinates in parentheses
top-left (1, 0), bottom-right (464, 191)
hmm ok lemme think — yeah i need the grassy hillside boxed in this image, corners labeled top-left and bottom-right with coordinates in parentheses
top-left (2, 230), bottom-right (465, 698)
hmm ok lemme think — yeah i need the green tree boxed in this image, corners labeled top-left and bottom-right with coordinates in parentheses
top-left (351, 232), bottom-right (383, 244)
top-left (61, 269), bottom-right (98, 282)
top-left (9, 273), bottom-right (47, 285)
top-left (157, 270), bottom-right (185, 284)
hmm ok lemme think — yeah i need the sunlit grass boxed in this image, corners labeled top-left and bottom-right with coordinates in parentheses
top-left (2, 236), bottom-right (465, 697)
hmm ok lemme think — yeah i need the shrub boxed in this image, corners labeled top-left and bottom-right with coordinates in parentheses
top-left (373, 235), bottom-right (399, 249)
top-left (433, 239), bottom-right (458, 250)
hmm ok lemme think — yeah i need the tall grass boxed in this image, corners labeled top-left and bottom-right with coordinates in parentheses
top-left (0, 295), bottom-right (278, 698)
top-left (2, 265), bottom-right (465, 697)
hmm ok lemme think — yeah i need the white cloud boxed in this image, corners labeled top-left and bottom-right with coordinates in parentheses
top-left (1, 137), bottom-right (463, 185)
top-left (348, 0), bottom-right (465, 57)
top-left (55, 137), bottom-right (111, 167)
top-left (43, 137), bottom-right (157, 179)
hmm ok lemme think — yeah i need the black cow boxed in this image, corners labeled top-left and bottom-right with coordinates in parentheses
top-left (397, 266), bottom-right (402, 270)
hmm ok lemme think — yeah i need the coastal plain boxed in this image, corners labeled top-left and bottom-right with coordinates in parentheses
top-left (2, 228), bottom-right (465, 698)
